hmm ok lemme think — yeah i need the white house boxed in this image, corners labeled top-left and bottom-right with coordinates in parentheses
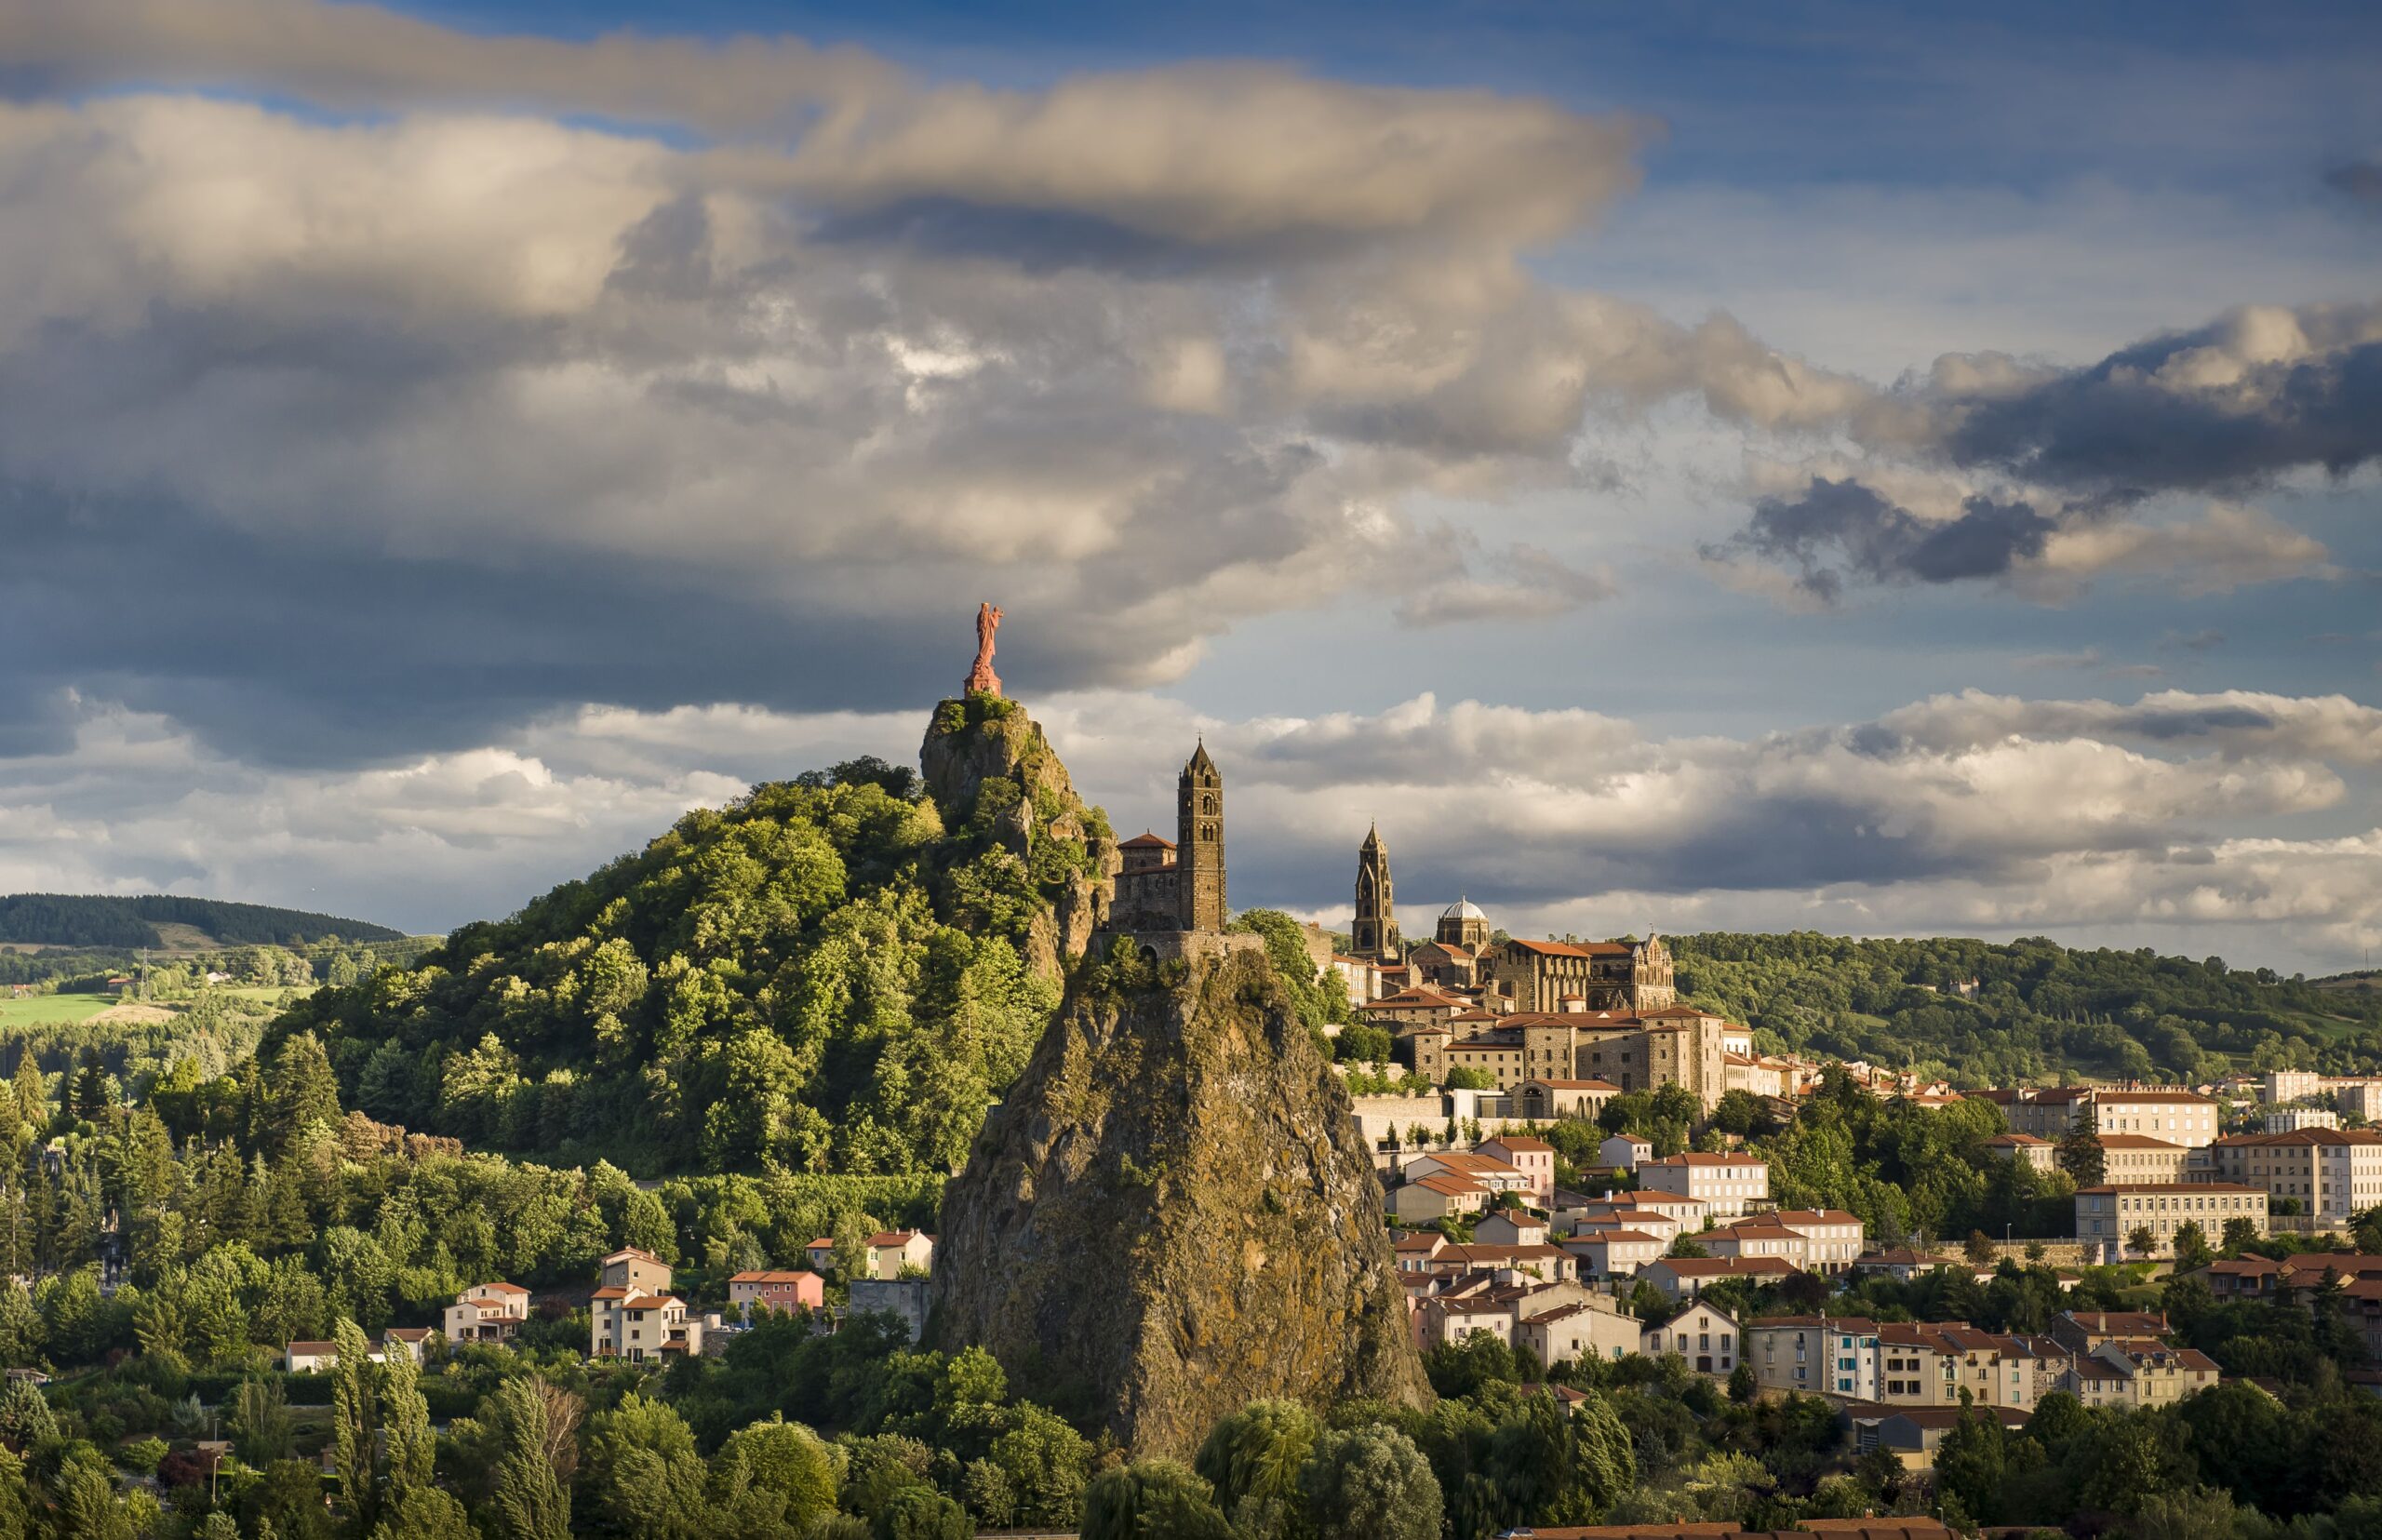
top-left (443, 1282), bottom-right (530, 1345)
top-left (1599, 1133), bottom-right (1653, 1172)
top-left (1563, 1228), bottom-right (1665, 1280)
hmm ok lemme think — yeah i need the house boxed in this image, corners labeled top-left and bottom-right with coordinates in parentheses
top-left (1748, 1316), bottom-right (1880, 1400)
top-left (1704, 1220), bottom-right (1811, 1267)
top-left (1473, 1211), bottom-right (1551, 1247)
top-left (1394, 1172), bottom-right (1492, 1224)
top-left (1766, 1210), bottom-right (1866, 1274)
top-left (1625, 1191), bottom-right (1713, 1227)
top-left (1564, 1229), bottom-right (1665, 1280)
top-left (2050, 1310), bottom-right (2170, 1353)
top-left (1439, 1242), bottom-right (1577, 1282)
top-left (1402, 1149), bottom-right (1533, 1197)
top-left (590, 1252), bottom-right (702, 1361)
top-left (443, 1281), bottom-right (531, 1345)
top-left (864, 1231), bottom-right (935, 1279)
top-left (1851, 1405), bottom-right (2031, 1471)
top-left (284, 1341), bottom-right (340, 1373)
top-left (2060, 1339), bottom-right (2220, 1408)
top-left (1569, 1207), bottom-right (1685, 1248)
top-left (1389, 1230), bottom-right (1452, 1272)
top-left (1519, 1299), bottom-right (1646, 1367)
top-left (1642, 1255), bottom-right (1796, 1301)
top-left (1638, 1153), bottom-right (1769, 1218)
top-left (729, 1269), bottom-right (825, 1319)
top-left (1599, 1133), bottom-right (1653, 1172)
top-left (1360, 985), bottom-right (1471, 1033)
top-left (803, 1238), bottom-right (836, 1272)
top-left (598, 1248), bottom-right (674, 1295)
top-left (1477, 1136), bottom-right (1557, 1203)
top-left (2074, 1183), bottom-right (2267, 1262)
top-left (1850, 1248), bottom-right (1939, 1282)
top-left (379, 1327), bottom-right (431, 1367)
top-left (2195, 1254), bottom-right (2284, 1297)
top-left (1986, 1132), bottom-right (2055, 1171)
top-left (1643, 1299), bottom-right (1740, 1377)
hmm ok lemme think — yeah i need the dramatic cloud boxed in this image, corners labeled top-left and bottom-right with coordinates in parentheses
top-left (2327, 160), bottom-right (2382, 208)
top-left (5, 687), bottom-right (2375, 972)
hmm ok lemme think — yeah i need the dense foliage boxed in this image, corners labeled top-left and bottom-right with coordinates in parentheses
top-left (0, 895), bottom-right (401, 951)
top-left (1674, 931), bottom-right (2382, 1084)
top-left (270, 757), bottom-right (1074, 1177)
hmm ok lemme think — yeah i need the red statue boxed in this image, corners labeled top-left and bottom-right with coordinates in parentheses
top-left (966, 602), bottom-right (1004, 696)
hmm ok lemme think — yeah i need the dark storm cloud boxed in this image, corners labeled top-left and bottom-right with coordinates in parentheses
top-left (1919, 305), bottom-right (2382, 492)
top-left (1713, 476), bottom-right (2054, 600)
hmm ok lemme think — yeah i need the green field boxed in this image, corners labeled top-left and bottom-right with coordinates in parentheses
top-left (0, 994), bottom-right (114, 1029)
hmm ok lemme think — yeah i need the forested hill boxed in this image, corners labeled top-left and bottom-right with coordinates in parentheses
top-left (267, 698), bottom-right (1110, 1178)
top-left (0, 892), bottom-right (404, 949)
top-left (1673, 931), bottom-right (2382, 1086)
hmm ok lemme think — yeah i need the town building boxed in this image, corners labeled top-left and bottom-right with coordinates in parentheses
top-left (2058, 1340), bottom-right (2220, 1408)
top-left (1706, 1210), bottom-right (1864, 1273)
top-left (861, 1231), bottom-right (936, 1279)
top-left (2076, 1184), bottom-right (2267, 1262)
top-left (1599, 1133), bottom-right (1653, 1171)
top-left (2203, 1129), bottom-right (2382, 1225)
top-left (1519, 1299), bottom-right (1645, 1367)
top-left (1410, 1003), bottom-right (1733, 1105)
top-left (1642, 1300), bottom-right (1740, 1377)
top-left (1394, 1172), bottom-right (1492, 1224)
top-left (1638, 1152), bottom-right (1770, 1217)
top-left (1488, 934), bottom-right (1679, 1013)
top-left (443, 1281), bottom-right (530, 1345)
top-left (1510, 1078), bottom-right (1621, 1122)
top-left (2094, 1134), bottom-right (2192, 1184)
top-left (2083, 1090), bottom-right (2221, 1147)
top-left (1642, 1256), bottom-right (1796, 1300)
top-left (1565, 1229), bottom-right (1666, 1280)
top-left (729, 1269), bottom-right (824, 1319)
top-left (1750, 1316), bottom-right (1880, 1400)
top-left (1477, 1136), bottom-right (1556, 1203)
top-left (1986, 1132), bottom-right (2055, 1171)
top-left (2263, 1107), bottom-right (2341, 1132)
top-left (590, 1249), bottom-right (701, 1362)
top-left (2264, 1070), bottom-right (2323, 1104)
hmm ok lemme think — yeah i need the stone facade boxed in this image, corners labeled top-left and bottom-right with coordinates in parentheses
top-left (1488, 934), bottom-right (1678, 1012)
top-left (1175, 743), bottom-right (1226, 933)
top-left (1410, 1005), bottom-right (1732, 1108)
top-left (1351, 824), bottom-right (1399, 960)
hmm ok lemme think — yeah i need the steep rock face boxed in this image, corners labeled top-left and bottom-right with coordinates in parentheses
top-left (932, 947), bottom-right (1431, 1456)
top-left (920, 694), bottom-right (1118, 979)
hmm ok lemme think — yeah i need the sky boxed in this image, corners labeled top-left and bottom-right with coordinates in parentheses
top-left (0, 0), bottom-right (2378, 972)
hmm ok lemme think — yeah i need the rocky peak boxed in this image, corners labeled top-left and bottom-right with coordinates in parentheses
top-left (930, 944), bottom-right (1431, 1456)
top-left (920, 692), bottom-right (1118, 978)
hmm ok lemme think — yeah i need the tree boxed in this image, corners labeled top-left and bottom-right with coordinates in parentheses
top-left (986, 1401), bottom-right (1090, 1526)
top-left (264, 1032), bottom-right (343, 1155)
top-left (1196, 1399), bottom-right (1319, 1534)
top-left (1728, 1362), bottom-right (1758, 1402)
top-left (583, 1392), bottom-right (709, 1539)
top-left (488, 1377), bottom-right (572, 1540)
top-left (833, 1210), bottom-right (879, 1283)
top-left (718, 1415), bottom-right (836, 1532)
top-left (1964, 1230), bottom-right (1997, 1268)
top-left (873, 1487), bottom-right (973, 1540)
top-left (1299, 1426), bottom-right (1441, 1540)
top-left (2126, 1226), bottom-right (2158, 1261)
top-left (2220, 1217), bottom-right (2259, 1256)
top-left (2171, 1221), bottom-right (2213, 1274)
top-left (2056, 1130), bottom-right (2107, 1189)
top-left (1444, 1069), bottom-right (1494, 1091)
top-left (232, 1375), bottom-right (295, 1465)
top-left (1711, 1090), bottom-right (1770, 1138)
top-left (1081, 1460), bottom-right (1232, 1540)
top-left (2132, 1485), bottom-right (2242, 1540)
top-left (329, 1319), bottom-right (382, 1536)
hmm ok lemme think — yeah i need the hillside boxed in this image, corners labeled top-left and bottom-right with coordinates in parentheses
top-left (0, 892), bottom-right (403, 950)
top-left (1673, 931), bottom-right (2382, 1086)
top-left (268, 699), bottom-right (1117, 1176)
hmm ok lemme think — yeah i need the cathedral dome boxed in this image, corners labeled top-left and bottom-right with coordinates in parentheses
top-left (1441, 898), bottom-right (1486, 921)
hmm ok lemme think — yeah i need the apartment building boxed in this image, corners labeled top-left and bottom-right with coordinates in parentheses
top-left (1987, 1133), bottom-right (2055, 1172)
top-left (2094, 1134), bottom-right (2191, 1184)
top-left (2075, 1183), bottom-right (2267, 1262)
top-left (1642, 1300), bottom-right (1739, 1377)
top-left (1704, 1209), bottom-right (1865, 1274)
top-left (1749, 1316), bottom-right (1880, 1400)
top-left (590, 1248), bottom-right (702, 1361)
top-left (2059, 1339), bottom-right (2219, 1408)
top-left (2084, 1090), bottom-right (2220, 1147)
top-left (2204, 1129), bottom-right (2382, 1224)
top-left (1639, 1152), bottom-right (1770, 1218)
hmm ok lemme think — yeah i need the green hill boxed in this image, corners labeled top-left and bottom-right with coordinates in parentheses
top-left (267, 699), bottom-right (1111, 1177)
top-left (0, 892), bottom-right (404, 950)
top-left (1674, 931), bottom-right (2382, 1085)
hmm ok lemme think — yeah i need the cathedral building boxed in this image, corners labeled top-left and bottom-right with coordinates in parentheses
top-left (1351, 824), bottom-right (1398, 960)
top-left (1488, 935), bottom-right (1678, 1014)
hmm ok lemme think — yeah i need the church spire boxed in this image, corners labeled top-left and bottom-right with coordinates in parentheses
top-left (1352, 823), bottom-right (1398, 963)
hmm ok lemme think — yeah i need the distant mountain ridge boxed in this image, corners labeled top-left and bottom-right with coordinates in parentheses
top-left (0, 893), bottom-right (404, 950)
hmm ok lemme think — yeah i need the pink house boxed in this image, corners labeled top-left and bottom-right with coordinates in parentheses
top-left (1477, 1136), bottom-right (1556, 1204)
top-left (729, 1269), bottom-right (825, 1319)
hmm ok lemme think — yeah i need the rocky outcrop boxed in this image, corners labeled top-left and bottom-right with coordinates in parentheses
top-left (920, 694), bottom-right (1118, 978)
top-left (931, 946), bottom-right (1431, 1457)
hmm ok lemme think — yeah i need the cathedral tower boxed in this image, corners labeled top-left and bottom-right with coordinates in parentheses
top-left (1175, 742), bottom-right (1226, 932)
top-left (1352, 823), bottom-right (1399, 961)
